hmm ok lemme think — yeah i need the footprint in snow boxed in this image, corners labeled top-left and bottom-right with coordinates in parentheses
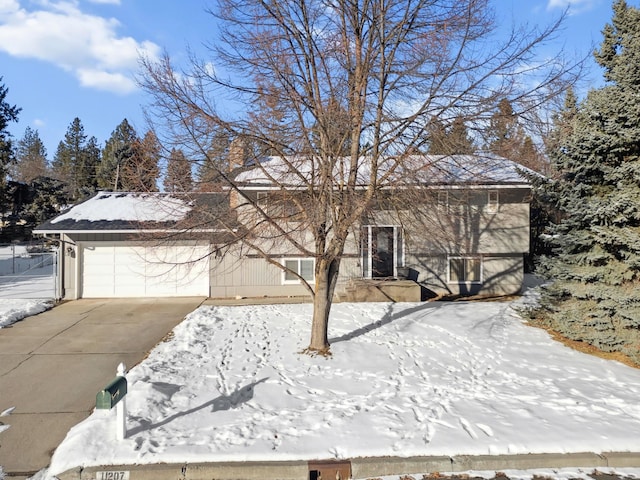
top-left (476, 423), bottom-right (494, 437)
top-left (459, 417), bottom-right (478, 439)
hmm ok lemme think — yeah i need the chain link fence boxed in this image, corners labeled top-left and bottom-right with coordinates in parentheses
top-left (0, 243), bottom-right (58, 299)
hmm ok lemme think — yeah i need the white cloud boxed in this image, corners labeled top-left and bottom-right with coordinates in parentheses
top-left (0, 0), bottom-right (160, 94)
top-left (547, 0), bottom-right (598, 14)
top-left (77, 68), bottom-right (136, 94)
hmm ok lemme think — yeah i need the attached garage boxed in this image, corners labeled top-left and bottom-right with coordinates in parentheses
top-left (33, 192), bottom-right (229, 300)
top-left (81, 243), bottom-right (210, 298)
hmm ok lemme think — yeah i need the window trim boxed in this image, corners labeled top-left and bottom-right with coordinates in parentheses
top-left (437, 191), bottom-right (449, 212)
top-left (361, 225), bottom-right (404, 279)
top-left (282, 258), bottom-right (315, 284)
top-left (447, 256), bottom-right (483, 284)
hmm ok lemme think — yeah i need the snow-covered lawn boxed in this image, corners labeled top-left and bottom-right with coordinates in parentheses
top-left (44, 284), bottom-right (640, 478)
top-left (0, 299), bottom-right (52, 328)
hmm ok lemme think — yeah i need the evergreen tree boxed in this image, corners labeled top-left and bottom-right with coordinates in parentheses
top-left (21, 176), bottom-right (67, 227)
top-left (164, 148), bottom-right (193, 192)
top-left (426, 118), bottom-right (448, 154)
top-left (52, 118), bottom-right (97, 200)
top-left (12, 127), bottom-right (49, 183)
top-left (486, 98), bottom-right (523, 157)
top-left (121, 130), bottom-right (161, 191)
top-left (427, 116), bottom-right (475, 155)
top-left (196, 128), bottom-right (232, 191)
top-left (0, 78), bottom-right (20, 233)
top-left (487, 98), bottom-right (547, 172)
top-left (533, 0), bottom-right (640, 363)
top-left (98, 119), bottom-right (138, 191)
top-left (544, 86), bottom-right (578, 160)
top-left (448, 117), bottom-right (475, 154)
top-left (84, 135), bottom-right (101, 194)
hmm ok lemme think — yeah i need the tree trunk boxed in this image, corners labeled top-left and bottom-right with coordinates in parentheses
top-left (308, 257), bottom-right (340, 353)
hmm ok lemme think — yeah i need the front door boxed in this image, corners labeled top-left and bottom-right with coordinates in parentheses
top-left (372, 227), bottom-right (395, 277)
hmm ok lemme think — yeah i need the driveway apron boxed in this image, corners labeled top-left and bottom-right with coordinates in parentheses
top-left (0, 297), bottom-right (205, 477)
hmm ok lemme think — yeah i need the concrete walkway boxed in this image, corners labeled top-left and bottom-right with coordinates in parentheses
top-left (0, 297), bottom-right (205, 479)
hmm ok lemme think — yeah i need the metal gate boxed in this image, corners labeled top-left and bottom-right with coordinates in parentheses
top-left (0, 244), bottom-right (58, 299)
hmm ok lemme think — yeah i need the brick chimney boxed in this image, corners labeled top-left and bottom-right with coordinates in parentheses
top-left (229, 137), bottom-right (245, 209)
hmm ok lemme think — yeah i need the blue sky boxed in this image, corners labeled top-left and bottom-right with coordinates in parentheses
top-left (0, 0), bottom-right (624, 157)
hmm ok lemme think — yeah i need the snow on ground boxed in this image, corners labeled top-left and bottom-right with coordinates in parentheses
top-left (0, 244), bottom-right (57, 300)
top-left (45, 283), bottom-right (640, 477)
top-left (0, 299), bottom-right (52, 328)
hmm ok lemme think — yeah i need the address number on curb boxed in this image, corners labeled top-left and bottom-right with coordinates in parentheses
top-left (95, 471), bottom-right (130, 480)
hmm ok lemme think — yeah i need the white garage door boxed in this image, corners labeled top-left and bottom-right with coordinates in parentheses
top-left (82, 243), bottom-right (210, 297)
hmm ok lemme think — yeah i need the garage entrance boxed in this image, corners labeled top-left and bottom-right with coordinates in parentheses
top-left (81, 243), bottom-right (210, 297)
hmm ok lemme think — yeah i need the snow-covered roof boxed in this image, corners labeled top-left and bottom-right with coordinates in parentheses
top-left (52, 192), bottom-right (192, 224)
top-left (34, 192), bottom-right (230, 234)
top-left (235, 154), bottom-right (534, 187)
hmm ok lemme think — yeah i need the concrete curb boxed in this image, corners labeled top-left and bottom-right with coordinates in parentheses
top-left (53, 452), bottom-right (640, 480)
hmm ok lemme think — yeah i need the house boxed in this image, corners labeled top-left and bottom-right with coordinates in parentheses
top-left (34, 154), bottom-right (532, 301)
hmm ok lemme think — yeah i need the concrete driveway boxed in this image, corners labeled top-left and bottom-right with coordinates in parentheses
top-left (0, 297), bottom-right (205, 478)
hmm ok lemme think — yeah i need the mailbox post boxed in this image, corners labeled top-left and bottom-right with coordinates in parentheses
top-left (96, 363), bottom-right (128, 440)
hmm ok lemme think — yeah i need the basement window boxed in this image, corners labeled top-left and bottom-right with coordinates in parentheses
top-left (283, 258), bottom-right (315, 284)
top-left (448, 256), bottom-right (482, 284)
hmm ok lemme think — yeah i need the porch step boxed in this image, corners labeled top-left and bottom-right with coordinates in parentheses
top-left (342, 278), bottom-right (421, 303)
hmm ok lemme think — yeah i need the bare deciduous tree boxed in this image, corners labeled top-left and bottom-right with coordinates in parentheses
top-left (140, 0), bottom-right (583, 353)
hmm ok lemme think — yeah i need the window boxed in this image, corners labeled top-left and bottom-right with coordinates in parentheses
top-left (437, 191), bottom-right (449, 211)
top-left (448, 257), bottom-right (482, 283)
top-left (283, 258), bottom-right (315, 284)
top-left (487, 190), bottom-right (499, 213)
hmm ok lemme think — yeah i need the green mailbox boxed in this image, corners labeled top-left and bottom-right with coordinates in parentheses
top-left (96, 376), bottom-right (127, 409)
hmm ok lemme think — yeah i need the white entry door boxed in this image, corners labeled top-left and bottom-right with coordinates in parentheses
top-left (82, 243), bottom-right (210, 297)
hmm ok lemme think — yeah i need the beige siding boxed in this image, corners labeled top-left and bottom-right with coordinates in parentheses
top-left (209, 255), bottom-right (311, 298)
top-left (405, 253), bottom-right (523, 297)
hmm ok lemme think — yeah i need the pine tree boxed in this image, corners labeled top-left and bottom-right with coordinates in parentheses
top-left (427, 116), bottom-right (475, 155)
top-left (12, 127), bottom-right (49, 183)
top-left (426, 118), bottom-right (449, 154)
top-left (487, 98), bottom-right (547, 172)
top-left (52, 118), bottom-right (97, 200)
top-left (448, 117), bottom-right (475, 154)
top-left (533, 0), bottom-right (640, 363)
top-left (164, 148), bottom-right (193, 192)
top-left (98, 119), bottom-right (138, 191)
top-left (84, 136), bottom-right (101, 195)
top-left (21, 176), bottom-right (67, 227)
top-left (487, 98), bottom-right (522, 157)
top-left (196, 129), bottom-right (231, 191)
top-left (0, 78), bottom-right (20, 234)
top-left (121, 130), bottom-right (161, 191)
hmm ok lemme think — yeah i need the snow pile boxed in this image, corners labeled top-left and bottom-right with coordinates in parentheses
top-left (51, 192), bottom-right (192, 224)
top-left (0, 299), bottom-right (52, 328)
top-left (48, 290), bottom-right (640, 476)
top-left (377, 468), bottom-right (640, 480)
